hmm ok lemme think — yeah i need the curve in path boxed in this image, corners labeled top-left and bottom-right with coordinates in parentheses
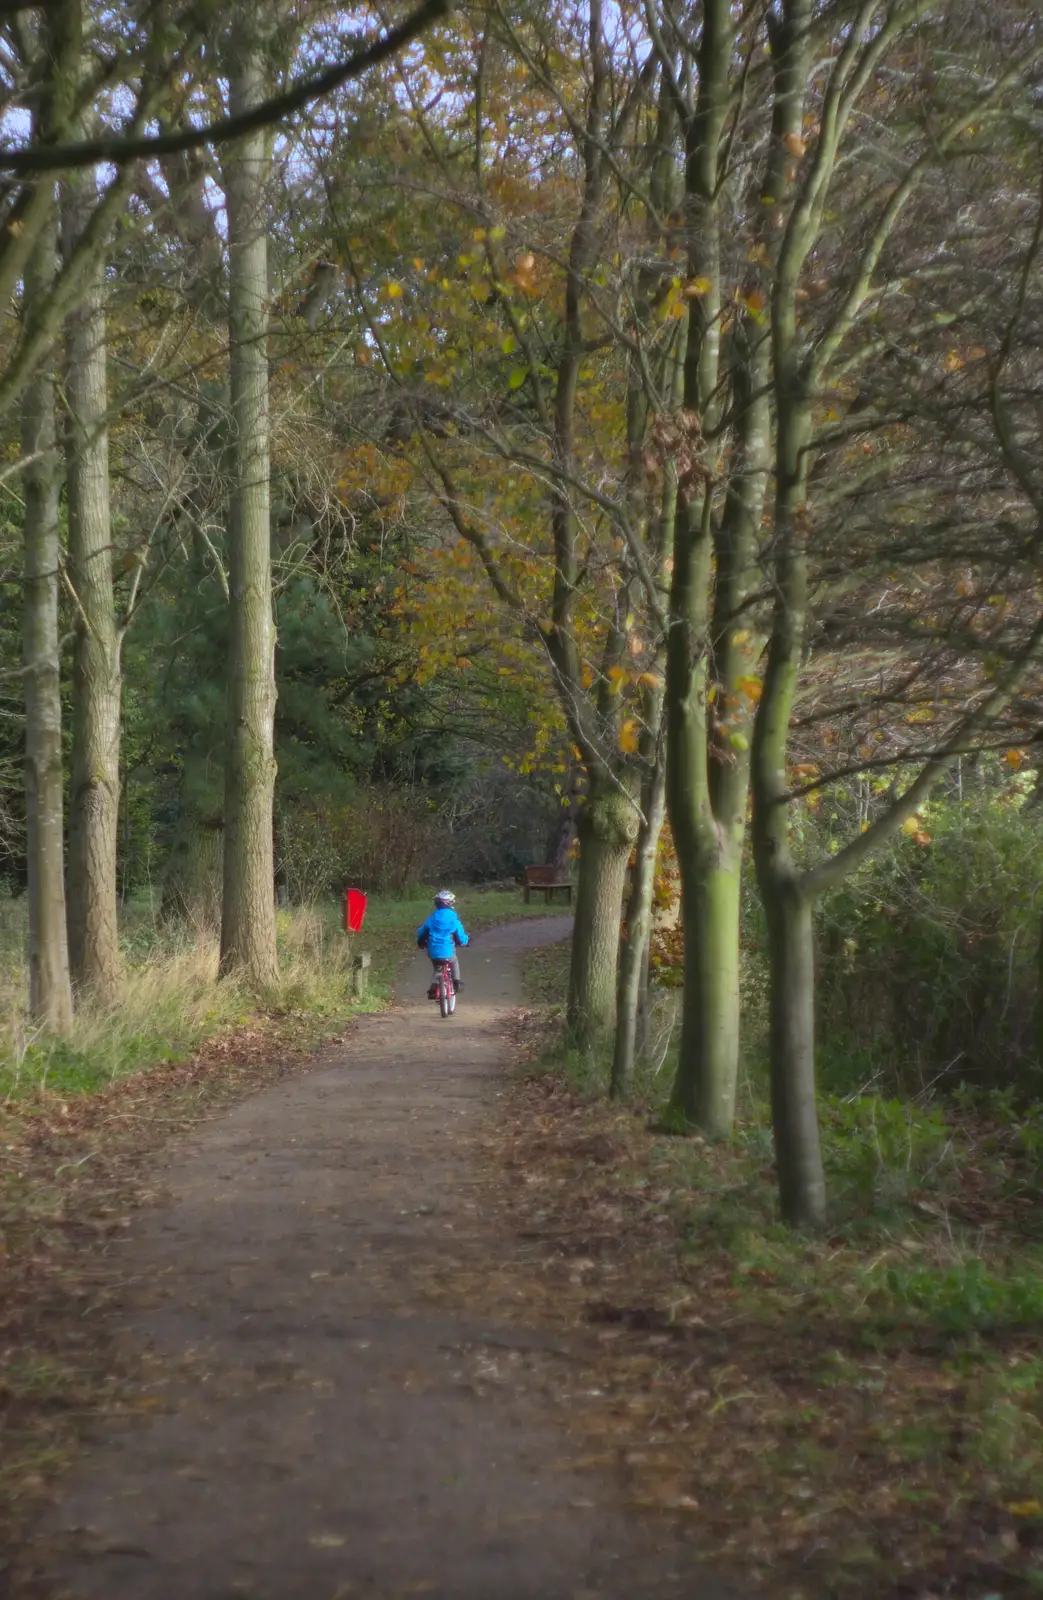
top-left (32, 917), bottom-right (736, 1600)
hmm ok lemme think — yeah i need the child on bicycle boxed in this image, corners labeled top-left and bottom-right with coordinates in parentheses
top-left (417, 889), bottom-right (469, 996)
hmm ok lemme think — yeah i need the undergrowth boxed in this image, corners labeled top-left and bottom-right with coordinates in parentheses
top-left (517, 937), bottom-right (1043, 1598)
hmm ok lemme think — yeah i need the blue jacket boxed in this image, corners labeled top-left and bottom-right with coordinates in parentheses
top-left (417, 906), bottom-right (469, 960)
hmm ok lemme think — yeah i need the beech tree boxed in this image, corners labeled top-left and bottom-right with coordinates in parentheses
top-left (19, 8), bottom-right (80, 1030)
top-left (63, 163), bottom-right (120, 1000)
top-left (740, 1), bottom-right (1043, 1222)
top-left (22, 208), bottom-right (73, 1031)
top-left (315, 0), bottom-right (691, 1052)
top-left (218, 15), bottom-right (279, 988)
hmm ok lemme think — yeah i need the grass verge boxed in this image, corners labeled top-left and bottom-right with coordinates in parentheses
top-left (494, 941), bottom-right (1043, 1600)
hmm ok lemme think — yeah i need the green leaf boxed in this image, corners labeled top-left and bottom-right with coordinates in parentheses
top-left (508, 367), bottom-right (527, 390)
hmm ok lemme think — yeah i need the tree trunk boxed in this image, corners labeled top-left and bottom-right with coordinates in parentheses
top-left (611, 748), bottom-right (666, 1096)
top-left (760, 869), bottom-right (825, 1227)
top-left (219, 30), bottom-right (279, 989)
top-left (22, 210), bottom-right (73, 1032)
top-left (1037, 908), bottom-right (1043, 1079)
top-left (667, 837), bottom-right (742, 1136)
top-left (64, 171), bottom-right (121, 1000)
top-left (567, 779), bottom-right (637, 1050)
top-left (665, 490), bottom-right (748, 1135)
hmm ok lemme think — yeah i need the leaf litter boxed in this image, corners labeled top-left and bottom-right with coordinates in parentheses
top-left (455, 1011), bottom-right (1043, 1600)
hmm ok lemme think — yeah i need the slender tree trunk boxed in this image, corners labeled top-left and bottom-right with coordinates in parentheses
top-left (219, 30), bottom-right (278, 988)
top-left (64, 171), bottom-right (120, 1000)
top-left (636, 935), bottom-right (654, 1058)
top-left (666, 485), bottom-right (748, 1133)
top-left (1037, 908), bottom-right (1043, 1078)
top-left (759, 869), bottom-right (825, 1226)
top-left (750, 285), bottom-right (823, 1217)
top-left (22, 210), bottom-right (73, 1031)
top-left (667, 836), bottom-right (742, 1135)
top-left (568, 779), bottom-right (637, 1050)
top-left (611, 745), bottom-right (666, 1096)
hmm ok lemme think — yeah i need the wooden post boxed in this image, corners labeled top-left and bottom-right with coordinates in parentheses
top-left (352, 950), bottom-right (371, 1000)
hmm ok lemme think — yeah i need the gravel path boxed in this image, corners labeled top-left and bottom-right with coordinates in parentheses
top-left (32, 917), bottom-right (736, 1600)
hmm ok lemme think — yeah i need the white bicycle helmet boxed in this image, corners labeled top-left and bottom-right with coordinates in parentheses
top-left (434, 889), bottom-right (456, 907)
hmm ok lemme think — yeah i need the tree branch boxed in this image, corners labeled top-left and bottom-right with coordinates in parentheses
top-left (0, 0), bottom-right (452, 173)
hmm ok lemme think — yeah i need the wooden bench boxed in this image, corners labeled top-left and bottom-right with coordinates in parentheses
top-left (523, 865), bottom-right (573, 905)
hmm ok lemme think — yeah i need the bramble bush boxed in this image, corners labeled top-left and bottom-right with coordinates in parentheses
top-left (276, 784), bottom-right (443, 900)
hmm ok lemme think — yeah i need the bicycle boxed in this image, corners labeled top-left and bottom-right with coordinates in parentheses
top-left (431, 956), bottom-right (457, 1018)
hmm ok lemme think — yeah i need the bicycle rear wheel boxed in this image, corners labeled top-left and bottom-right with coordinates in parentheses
top-left (439, 966), bottom-right (451, 1017)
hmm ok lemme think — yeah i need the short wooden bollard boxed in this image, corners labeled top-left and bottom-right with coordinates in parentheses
top-left (351, 950), bottom-right (371, 1000)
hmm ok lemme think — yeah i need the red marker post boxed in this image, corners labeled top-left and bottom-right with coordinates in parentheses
top-left (343, 886), bottom-right (368, 933)
top-left (342, 887), bottom-right (370, 997)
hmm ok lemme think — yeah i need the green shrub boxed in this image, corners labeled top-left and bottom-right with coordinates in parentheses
top-left (820, 1094), bottom-right (951, 1205)
top-left (875, 1258), bottom-right (1043, 1336)
top-left (814, 787), bottom-right (1043, 1098)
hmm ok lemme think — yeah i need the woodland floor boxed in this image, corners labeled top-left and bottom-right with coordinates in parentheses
top-left (5, 918), bottom-right (1040, 1600)
top-left (5, 917), bottom-right (738, 1600)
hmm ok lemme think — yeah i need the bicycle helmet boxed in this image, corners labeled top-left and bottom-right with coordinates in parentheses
top-left (434, 889), bottom-right (456, 907)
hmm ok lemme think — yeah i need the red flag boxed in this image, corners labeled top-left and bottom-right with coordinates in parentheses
top-left (343, 887), bottom-right (368, 933)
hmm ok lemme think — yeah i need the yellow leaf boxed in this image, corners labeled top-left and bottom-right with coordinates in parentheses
top-left (1009, 1501), bottom-right (1042, 1517)
top-left (735, 674), bottom-right (763, 702)
top-left (683, 277), bottom-right (712, 297)
top-left (620, 719), bottom-right (641, 753)
top-left (784, 131), bottom-right (806, 158)
top-left (386, 282), bottom-right (403, 299)
top-left (901, 816), bottom-right (920, 835)
top-left (1005, 748), bottom-right (1027, 769)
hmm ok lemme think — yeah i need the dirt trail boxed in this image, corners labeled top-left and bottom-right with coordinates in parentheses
top-left (30, 918), bottom-right (734, 1600)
